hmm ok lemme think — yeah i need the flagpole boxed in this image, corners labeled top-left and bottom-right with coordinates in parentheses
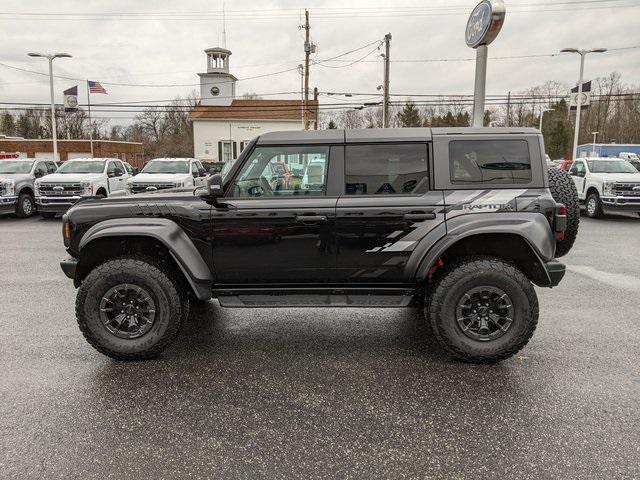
top-left (86, 81), bottom-right (94, 158)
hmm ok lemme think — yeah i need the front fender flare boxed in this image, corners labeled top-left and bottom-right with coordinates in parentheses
top-left (79, 217), bottom-right (212, 300)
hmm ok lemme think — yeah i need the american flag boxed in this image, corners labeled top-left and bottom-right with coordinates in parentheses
top-left (87, 80), bottom-right (107, 94)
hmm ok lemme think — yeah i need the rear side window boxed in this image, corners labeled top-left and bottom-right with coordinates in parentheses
top-left (345, 144), bottom-right (429, 195)
top-left (449, 140), bottom-right (531, 185)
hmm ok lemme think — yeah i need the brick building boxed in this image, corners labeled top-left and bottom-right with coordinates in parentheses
top-left (0, 137), bottom-right (145, 167)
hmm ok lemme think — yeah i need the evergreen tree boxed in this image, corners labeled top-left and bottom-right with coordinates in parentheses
top-left (0, 112), bottom-right (16, 136)
top-left (327, 119), bottom-right (337, 129)
top-left (397, 100), bottom-right (422, 127)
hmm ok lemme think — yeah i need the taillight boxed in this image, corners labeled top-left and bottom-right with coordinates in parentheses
top-left (555, 204), bottom-right (567, 241)
top-left (62, 215), bottom-right (73, 248)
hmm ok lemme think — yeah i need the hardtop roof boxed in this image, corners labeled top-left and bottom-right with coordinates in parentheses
top-left (256, 127), bottom-right (539, 145)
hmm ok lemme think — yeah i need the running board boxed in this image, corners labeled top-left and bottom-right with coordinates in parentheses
top-left (214, 288), bottom-right (416, 308)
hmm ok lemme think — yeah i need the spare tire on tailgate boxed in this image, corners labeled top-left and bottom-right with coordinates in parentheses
top-left (547, 167), bottom-right (579, 257)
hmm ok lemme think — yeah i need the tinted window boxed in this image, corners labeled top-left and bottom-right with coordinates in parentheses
top-left (345, 144), bottom-right (428, 195)
top-left (231, 146), bottom-right (329, 197)
top-left (449, 140), bottom-right (531, 185)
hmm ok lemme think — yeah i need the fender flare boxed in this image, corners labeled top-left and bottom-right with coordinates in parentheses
top-left (79, 217), bottom-right (212, 300)
top-left (413, 213), bottom-right (556, 286)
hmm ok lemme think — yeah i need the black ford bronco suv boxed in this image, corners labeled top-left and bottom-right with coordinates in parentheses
top-left (60, 127), bottom-right (579, 363)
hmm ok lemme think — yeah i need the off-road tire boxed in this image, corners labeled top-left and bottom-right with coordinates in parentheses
top-left (15, 193), bottom-right (35, 218)
top-left (76, 257), bottom-right (185, 360)
top-left (427, 256), bottom-right (539, 364)
top-left (586, 192), bottom-right (604, 218)
top-left (547, 167), bottom-right (579, 257)
top-left (39, 212), bottom-right (57, 219)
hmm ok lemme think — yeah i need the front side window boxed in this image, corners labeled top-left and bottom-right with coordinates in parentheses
top-left (450, 140), bottom-right (532, 185)
top-left (57, 160), bottom-right (105, 174)
top-left (345, 144), bottom-right (428, 195)
top-left (230, 146), bottom-right (329, 197)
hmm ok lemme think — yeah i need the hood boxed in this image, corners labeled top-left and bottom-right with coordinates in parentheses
top-left (0, 173), bottom-right (32, 182)
top-left (594, 173), bottom-right (640, 182)
top-left (36, 173), bottom-right (104, 183)
top-left (129, 173), bottom-right (190, 183)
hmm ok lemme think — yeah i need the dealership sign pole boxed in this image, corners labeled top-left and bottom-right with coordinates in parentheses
top-left (466, 0), bottom-right (505, 127)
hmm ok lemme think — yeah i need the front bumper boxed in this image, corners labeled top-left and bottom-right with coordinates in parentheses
top-left (545, 259), bottom-right (566, 287)
top-left (60, 257), bottom-right (79, 279)
top-left (0, 196), bottom-right (18, 214)
top-left (601, 196), bottom-right (640, 211)
top-left (35, 195), bottom-right (82, 213)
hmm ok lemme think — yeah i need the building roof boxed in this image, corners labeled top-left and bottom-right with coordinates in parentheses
top-left (189, 99), bottom-right (317, 121)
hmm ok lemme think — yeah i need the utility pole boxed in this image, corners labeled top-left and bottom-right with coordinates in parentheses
top-left (506, 91), bottom-right (511, 127)
top-left (382, 33), bottom-right (391, 128)
top-left (313, 87), bottom-right (319, 130)
top-left (303, 10), bottom-right (311, 130)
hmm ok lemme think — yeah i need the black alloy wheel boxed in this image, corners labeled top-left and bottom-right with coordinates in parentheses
top-left (99, 283), bottom-right (156, 339)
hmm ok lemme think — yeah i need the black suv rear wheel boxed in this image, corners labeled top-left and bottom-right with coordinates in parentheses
top-left (427, 257), bottom-right (539, 364)
top-left (76, 257), bottom-right (185, 360)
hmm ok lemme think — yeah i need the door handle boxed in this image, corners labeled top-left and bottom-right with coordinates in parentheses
top-left (403, 212), bottom-right (436, 221)
top-left (296, 215), bottom-right (327, 223)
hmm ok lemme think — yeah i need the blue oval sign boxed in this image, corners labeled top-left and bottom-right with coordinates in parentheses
top-left (465, 0), bottom-right (505, 48)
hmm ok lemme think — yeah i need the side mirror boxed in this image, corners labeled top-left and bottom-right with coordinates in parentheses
top-left (209, 168), bottom-right (216, 174)
top-left (34, 170), bottom-right (44, 178)
top-left (205, 173), bottom-right (224, 198)
top-left (115, 168), bottom-right (124, 177)
top-left (133, 168), bottom-right (139, 175)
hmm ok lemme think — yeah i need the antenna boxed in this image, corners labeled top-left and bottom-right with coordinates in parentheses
top-left (222, 0), bottom-right (227, 48)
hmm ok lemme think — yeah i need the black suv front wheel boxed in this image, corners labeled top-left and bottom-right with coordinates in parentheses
top-left (76, 257), bottom-right (185, 360)
top-left (427, 257), bottom-right (539, 364)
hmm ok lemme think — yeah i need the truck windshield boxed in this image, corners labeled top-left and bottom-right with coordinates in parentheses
top-left (57, 160), bottom-right (106, 174)
top-left (0, 160), bottom-right (34, 174)
top-left (142, 160), bottom-right (189, 174)
top-left (587, 160), bottom-right (638, 174)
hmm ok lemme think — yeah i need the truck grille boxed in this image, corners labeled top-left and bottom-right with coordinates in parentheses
top-left (612, 183), bottom-right (640, 196)
top-left (131, 182), bottom-right (175, 194)
top-left (39, 183), bottom-right (84, 196)
top-left (0, 184), bottom-right (5, 196)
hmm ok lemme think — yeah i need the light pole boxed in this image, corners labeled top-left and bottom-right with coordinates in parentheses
top-left (560, 47), bottom-right (606, 160)
top-left (591, 131), bottom-right (599, 156)
top-left (27, 52), bottom-right (72, 162)
top-left (539, 107), bottom-right (553, 131)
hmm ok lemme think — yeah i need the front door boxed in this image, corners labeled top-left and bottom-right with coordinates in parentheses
top-left (568, 160), bottom-right (587, 196)
top-left (335, 143), bottom-right (445, 284)
top-left (211, 144), bottom-right (337, 284)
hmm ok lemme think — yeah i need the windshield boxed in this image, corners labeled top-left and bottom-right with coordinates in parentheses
top-left (220, 161), bottom-right (234, 179)
top-left (0, 160), bottom-right (34, 174)
top-left (57, 160), bottom-right (105, 174)
top-left (587, 159), bottom-right (638, 174)
top-left (142, 160), bottom-right (189, 174)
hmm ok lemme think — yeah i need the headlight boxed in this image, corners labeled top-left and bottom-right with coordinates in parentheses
top-left (603, 181), bottom-right (615, 196)
top-left (81, 181), bottom-right (92, 196)
top-left (1, 180), bottom-right (15, 196)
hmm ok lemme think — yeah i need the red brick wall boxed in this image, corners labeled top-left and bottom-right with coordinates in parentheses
top-left (0, 139), bottom-right (145, 167)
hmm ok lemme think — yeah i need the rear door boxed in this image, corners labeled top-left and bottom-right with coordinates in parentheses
top-left (211, 144), bottom-right (338, 284)
top-left (335, 143), bottom-right (445, 284)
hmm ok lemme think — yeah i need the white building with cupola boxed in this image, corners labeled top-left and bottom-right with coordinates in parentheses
top-left (190, 47), bottom-right (317, 163)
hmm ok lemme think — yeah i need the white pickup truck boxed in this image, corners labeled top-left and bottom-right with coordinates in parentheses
top-left (34, 158), bottom-right (130, 218)
top-left (568, 157), bottom-right (640, 218)
top-left (125, 158), bottom-right (207, 194)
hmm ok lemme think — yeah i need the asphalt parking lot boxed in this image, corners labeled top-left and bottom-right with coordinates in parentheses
top-left (1, 212), bottom-right (639, 479)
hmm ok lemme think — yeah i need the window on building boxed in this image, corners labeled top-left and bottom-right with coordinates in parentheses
top-left (449, 140), bottom-right (532, 185)
top-left (219, 141), bottom-right (236, 162)
top-left (230, 146), bottom-right (330, 198)
top-left (345, 144), bottom-right (429, 195)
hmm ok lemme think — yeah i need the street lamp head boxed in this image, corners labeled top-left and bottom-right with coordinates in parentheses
top-left (53, 53), bottom-right (72, 58)
top-left (560, 48), bottom-right (580, 54)
top-left (590, 48), bottom-right (607, 53)
top-left (27, 52), bottom-right (44, 57)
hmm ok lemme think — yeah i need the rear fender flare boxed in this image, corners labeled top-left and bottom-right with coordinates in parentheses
top-left (79, 218), bottom-right (212, 300)
top-left (413, 212), bottom-right (555, 285)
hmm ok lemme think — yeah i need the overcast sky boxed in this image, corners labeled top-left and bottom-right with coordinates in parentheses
top-left (1, 0), bottom-right (639, 124)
